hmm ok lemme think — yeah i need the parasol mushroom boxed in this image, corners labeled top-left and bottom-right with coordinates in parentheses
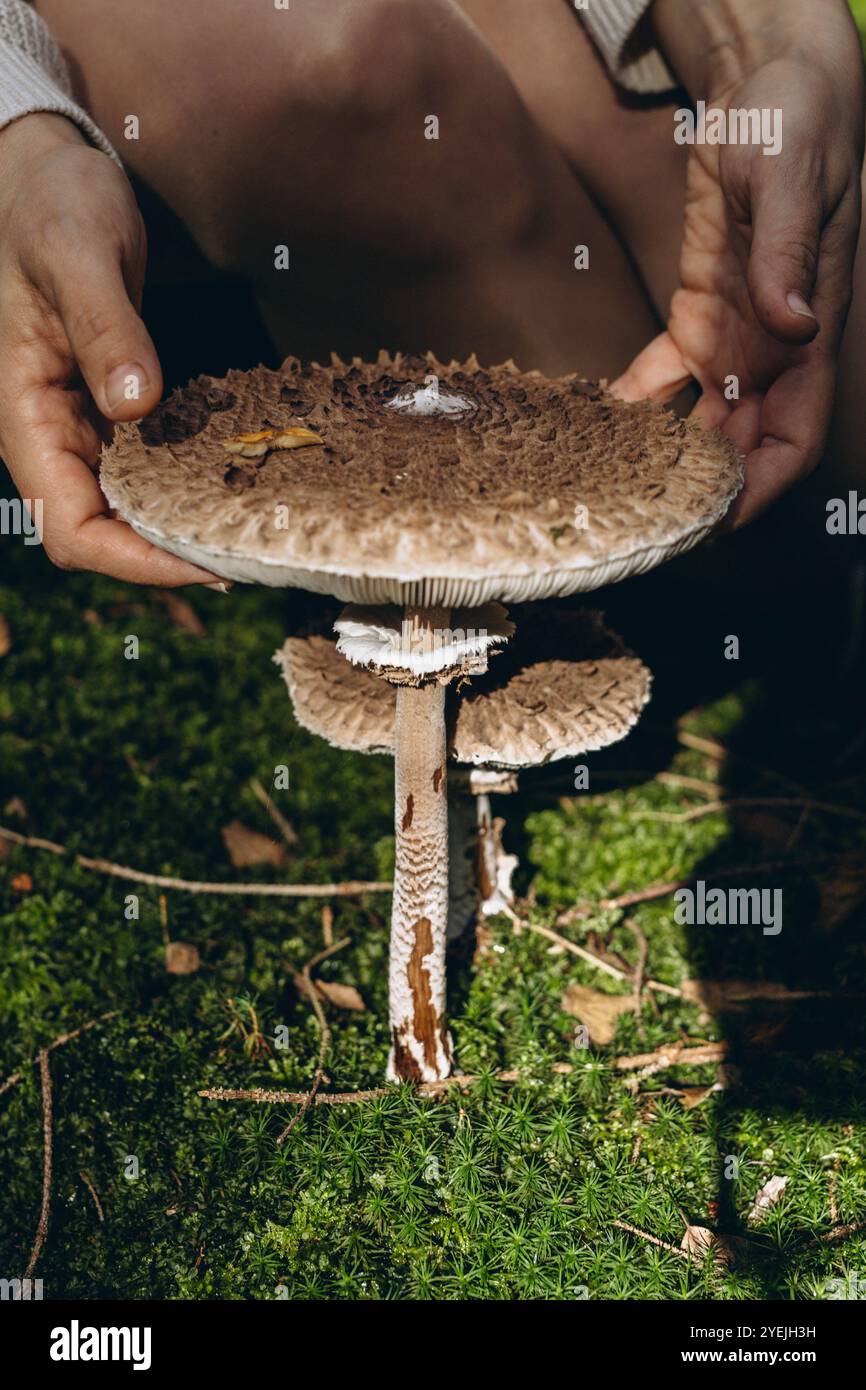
top-left (274, 605), bottom-right (653, 930)
top-left (101, 353), bottom-right (743, 1082)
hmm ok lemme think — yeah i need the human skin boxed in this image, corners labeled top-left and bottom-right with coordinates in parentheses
top-left (0, 0), bottom-right (863, 583)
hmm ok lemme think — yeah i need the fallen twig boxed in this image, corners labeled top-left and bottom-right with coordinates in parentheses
top-left (799, 1221), bottom-right (866, 1250)
top-left (199, 1063), bottom-right (575, 1109)
top-left (79, 1171), bottom-right (105, 1223)
top-left (249, 777), bottom-right (298, 847)
top-left (624, 918), bottom-right (648, 1020)
top-left (614, 1041), bottom-right (729, 1074)
top-left (612, 1219), bottom-right (687, 1259)
top-left (588, 857), bottom-right (834, 915)
top-left (0, 1011), bottom-right (119, 1098)
top-left (675, 730), bottom-right (808, 797)
top-left (0, 824), bottom-right (390, 898)
top-left (524, 919), bottom-right (681, 998)
top-left (277, 936), bottom-right (350, 1143)
top-left (22, 1050), bottom-right (52, 1281)
top-left (630, 797), bottom-right (866, 826)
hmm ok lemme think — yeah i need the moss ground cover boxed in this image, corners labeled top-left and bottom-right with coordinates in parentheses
top-left (2, 468), bottom-right (865, 1299)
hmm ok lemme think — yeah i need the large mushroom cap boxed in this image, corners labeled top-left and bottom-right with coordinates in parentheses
top-left (101, 353), bottom-right (743, 605)
top-left (274, 607), bottom-right (651, 769)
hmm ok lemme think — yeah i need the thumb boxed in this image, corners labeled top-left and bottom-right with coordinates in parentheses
top-left (609, 331), bottom-right (692, 403)
top-left (42, 249), bottom-right (163, 420)
top-left (746, 178), bottom-right (822, 344)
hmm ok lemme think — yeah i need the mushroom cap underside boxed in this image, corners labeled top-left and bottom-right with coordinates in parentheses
top-left (274, 607), bottom-right (652, 768)
top-left (100, 353), bottom-right (743, 604)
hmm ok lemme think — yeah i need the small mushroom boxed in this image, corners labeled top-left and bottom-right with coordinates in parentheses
top-left (101, 352), bottom-right (742, 1082)
top-left (275, 605), bottom-right (652, 941)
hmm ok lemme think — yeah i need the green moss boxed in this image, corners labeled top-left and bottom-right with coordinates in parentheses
top-left (2, 498), bottom-right (866, 1300)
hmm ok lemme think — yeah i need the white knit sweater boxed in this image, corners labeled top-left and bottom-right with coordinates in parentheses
top-left (0, 0), bottom-right (120, 160)
top-left (0, 0), bottom-right (673, 160)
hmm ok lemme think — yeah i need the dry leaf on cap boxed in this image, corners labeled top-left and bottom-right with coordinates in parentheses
top-left (681, 1224), bottom-right (749, 1268)
top-left (0, 615), bottom-right (10, 657)
top-left (747, 1175), bottom-right (788, 1224)
top-left (221, 820), bottom-right (287, 869)
top-left (222, 426), bottom-right (323, 458)
top-left (561, 983), bottom-right (633, 1045)
top-left (165, 941), bottom-right (201, 975)
top-left (149, 590), bottom-right (207, 636)
top-left (313, 980), bottom-right (365, 1012)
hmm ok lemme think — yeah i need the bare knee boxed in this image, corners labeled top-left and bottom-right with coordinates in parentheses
top-left (197, 0), bottom-right (557, 278)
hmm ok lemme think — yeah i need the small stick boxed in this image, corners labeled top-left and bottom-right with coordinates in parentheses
top-left (22, 1049), bottom-right (53, 1281)
top-left (249, 777), bottom-right (298, 847)
top-left (1, 1011), bottom-right (119, 1098)
top-left (0, 824), bottom-right (389, 897)
top-left (615, 1041), bottom-right (728, 1073)
top-left (799, 1221), bottom-right (866, 1249)
top-left (276, 936), bottom-right (350, 1143)
top-left (320, 904), bottom-right (334, 948)
top-left (593, 857), bottom-right (833, 914)
top-left (524, 919), bottom-right (681, 998)
top-left (199, 1063), bottom-right (576, 1108)
top-left (79, 1171), bottom-right (105, 1223)
top-left (623, 918), bottom-right (649, 1020)
top-left (612, 1219), bottom-right (687, 1259)
top-left (630, 797), bottom-right (866, 826)
top-left (675, 729), bottom-right (808, 796)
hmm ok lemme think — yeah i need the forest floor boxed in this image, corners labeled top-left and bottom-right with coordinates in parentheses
top-left (2, 473), bottom-right (866, 1300)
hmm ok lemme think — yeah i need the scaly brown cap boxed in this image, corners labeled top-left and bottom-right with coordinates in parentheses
top-left (101, 353), bottom-right (742, 604)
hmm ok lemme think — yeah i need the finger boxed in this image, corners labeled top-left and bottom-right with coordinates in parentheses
top-left (690, 388), bottom-right (731, 431)
top-left (719, 394), bottom-right (763, 457)
top-left (37, 249), bottom-right (163, 422)
top-left (808, 187), bottom-right (862, 351)
top-left (746, 171), bottom-right (823, 345)
top-left (609, 331), bottom-right (692, 403)
top-left (728, 357), bottom-right (835, 527)
top-left (3, 420), bottom-right (218, 585)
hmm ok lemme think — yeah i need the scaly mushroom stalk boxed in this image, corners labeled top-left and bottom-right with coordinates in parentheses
top-left (388, 606), bottom-right (453, 1082)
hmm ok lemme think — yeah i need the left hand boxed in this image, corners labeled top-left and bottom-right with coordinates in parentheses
top-left (612, 49), bottom-right (864, 524)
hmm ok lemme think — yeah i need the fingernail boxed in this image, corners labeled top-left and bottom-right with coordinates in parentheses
top-left (105, 362), bottom-right (150, 411)
top-left (786, 292), bottom-right (818, 322)
top-left (203, 580), bottom-right (233, 593)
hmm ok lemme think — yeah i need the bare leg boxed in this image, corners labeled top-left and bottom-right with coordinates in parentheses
top-left (35, 0), bottom-right (660, 377)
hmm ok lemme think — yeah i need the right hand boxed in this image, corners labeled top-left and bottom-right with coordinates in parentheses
top-left (0, 113), bottom-right (217, 584)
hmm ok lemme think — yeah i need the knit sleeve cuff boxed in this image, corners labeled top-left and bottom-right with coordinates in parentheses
top-left (0, 37), bottom-right (121, 164)
top-left (580, 0), bottom-right (676, 95)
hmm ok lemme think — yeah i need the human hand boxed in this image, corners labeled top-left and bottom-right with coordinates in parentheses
top-left (613, 1), bottom-right (865, 524)
top-left (0, 113), bottom-right (217, 583)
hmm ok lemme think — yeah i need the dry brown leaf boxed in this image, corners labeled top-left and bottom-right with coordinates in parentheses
top-left (561, 983), bottom-right (633, 1045)
top-left (747, 1175), bottom-right (788, 1224)
top-left (10, 872), bottom-right (32, 894)
top-left (675, 1084), bottom-right (720, 1110)
top-left (150, 590), bottom-right (207, 636)
top-left (0, 615), bottom-right (10, 656)
top-left (314, 980), bottom-right (365, 1012)
top-left (221, 820), bottom-right (287, 869)
top-left (3, 796), bottom-right (27, 819)
top-left (165, 941), bottom-right (201, 975)
top-left (681, 1224), bottom-right (748, 1267)
top-left (222, 426), bottom-right (323, 458)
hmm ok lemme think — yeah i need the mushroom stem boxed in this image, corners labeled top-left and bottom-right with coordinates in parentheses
top-left (387, 606), bottom-right (453, 1083)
